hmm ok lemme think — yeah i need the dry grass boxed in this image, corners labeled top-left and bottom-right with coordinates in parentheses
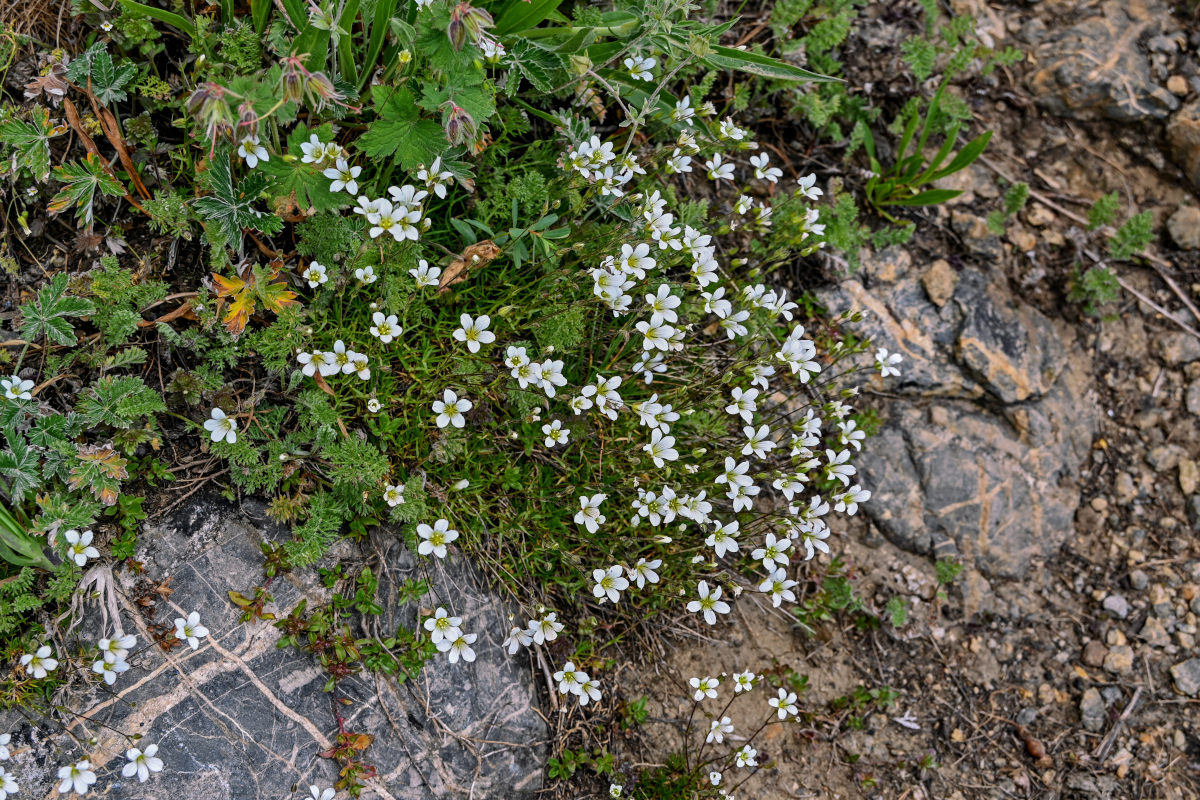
top-left (2, 0), bottom-right (81, 50)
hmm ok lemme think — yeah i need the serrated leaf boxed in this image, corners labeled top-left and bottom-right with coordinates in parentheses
top-left (257, 123), bottom-right (350, 213)
top-left (89, 49), bottom-right (136, 106)
top-left (212, 262), bottom-right (299, 335)
top-left (0, 427), bottom-right (42, 503)
top-left (0, 107), bottom-right (62, 181)
top-left (68, 443), bottom-right (128, 506)
top-left (49, 153), bottom-right (126, 230)
top-left (510, 39), bottom-right (566, 93)
top-left (19, 273), bottom-right (96, 346)
top-left (358, 87), bottom-right (447, 171)
top-left (195, 149), bottom-right (284, 252)
top-left (75, 375), bottom-right (166, 429)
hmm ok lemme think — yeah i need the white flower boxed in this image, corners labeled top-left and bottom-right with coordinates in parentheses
top-left (299, 133), bottom-right (328, 164)
top-left (309, 788), bottom-right (336, 800)
top-left (367, 398), bottom-right (383, 413)
top-left (355, 265), bottom-right (377, 284)
top-left (92, 655), bottom-right (130, 685)
top-left (725, 386), bottom-right (759, 424)
top-left (302, 261), bottom-right (328, 288)
top-left (122, 744), bottom-right (164, 783)
top-left (350, 352), bottom-right (370, 380)
top-left (760, 567), bottom-right (798, 608)
top-left (529, 610), bottom-right (564, 644)
top-left (705, 520), bottom-right (740, 559)
top-left (769, 687), bottom-right (799, 719)
top-left (1, 375), bottom-right (34, 401)
top-left (453, 313), bottom-right (495, 353)
top-left (689, 675), bottom-right (719, 701)
top-left (749, 152), bottom-right (782, 183)
top-left (797, 173), bottom-right (823, 200)
top-left (542, 419), bottom-right (570, 447)
top-left (63, 529), bottom-right (100, 567)
top-left (636, 314), bottom-right (675, 352)
top-left (0, 765), bottom-right (16, 800)
top-left (503, 625), bottom-right (534, 654)
top-left (383, 483), bottom-right (406, 507)
top-left (627, 557), bottom-right (661, 589)
top-left (742, 424), bottom-right (776, 458)
top-left (609, 783), bottom-right (624, 799)
top-left (417, 519), bottom-right (459, 559)
top-left (709, 771), bottom-right (722, 786)
top-left (834, 484), bottom-right (871, 516)
top-left (799, 521), bottom-right (831, 560)
top-left (824, 447), bottom-right (856, 486)
top-left (418, 157), bottom-right (454, 198)
top-left (410, 259), bottom-right (441, 287)
top-left (432, 389), bottom-right (472, 428)
top-left (704, 153), bottom-right (734, 182)
top-left (553, 661), bottom-right (585, 695)
top-left (322, 158), bottom-right (362, 195)
top-left (624, 55), bottom-right (656, 81)
top-left (665, 149), bottom-right (692, 174)
top-left (875, 347), bottom-right (903, 377)
top-left (733, 670), bottom-right (757, 692)
top-left (437, 631), bottom-right (477, 663)
top-left (706, 717), bottom-right (733, 744)
top-left (734, 745), bottom-right (758, 768)
top-left (173, 611), bottom-right (209, 649)
top-left (642, 429), bottom-right (678, 467)
top-left (672, 96), bottom-right (695, 125)
top-left (751, 532), bottom-right (791, 571)
top-left (574, 493), bottom-right (607, 533)
top-left (0, 733), bottom-right (9, 760)
top-left (58, 760), bottom-right (97, 795)
top-left (717, 118), bottom-right (746, 141)
top-left (686, 581), bottom-right (730, 625)
top-left (237, 135), bottom-right (268, 168)
top-left (99, 633), bottom-right (137, 663)
top-left (479, 38), bottom-right (506, 63)
top-left (370, 311), bottom-right (402, 344)
top-left (297, 350), bottom-right (337, 378)
top-left (423, 607), bottom-right (462, 644)
top-left (19, 645), bottom-right (57, 679)
top-left (591, 565), bottom-right (629, 604)
top-left (203, 407), bottom-right (237, 444)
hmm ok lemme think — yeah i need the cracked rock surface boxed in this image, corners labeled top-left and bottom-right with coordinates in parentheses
top-left (1, 496), bottom-right (546, 799)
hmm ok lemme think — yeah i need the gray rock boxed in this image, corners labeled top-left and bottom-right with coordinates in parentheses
top-left (1168, 101), bottom-right (1200, 192)
top-left (1167, 206), bottom-right (1200, 250)
top-left (819, 267), bottom-right (1097, 578)
top-left (1130, 569), bottom-right (1150, 591)
top-left (1148, 444), bottom-right (1187, 472)
top-left (1156, 332), bottom-right (1200, 365)
top-left (1080, 688), bottom-right (1106, 733)
top-left (0, 497), bottom-right (547, 800)
top-left (1029, 3), bottom-right (1181, 122)
top-left (1140, 616), bottom-right (1171, 647)
top-left (1102, 594), bottom-right (1130, 619)
top-left (1169, 658), bottom-right (1200, 695)
top-left (1188, 381), bottom-right (1200, 416)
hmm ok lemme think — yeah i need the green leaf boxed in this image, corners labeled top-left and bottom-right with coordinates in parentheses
top-left (0, 502), bottom-right (54, 571)
top-left (48, 154), bottom-right (126, 230)
top-left (925, 130), bottom-right (992, 183)
top-left (885, 188), bottom-right (962, 207)
top-left (195, 149), bottom-right (284, 252)
top-left (495, 0), bottom-right (562, 35)
top-left (510, 39), bottom-right (566, 93)
top-left (19, 273), bottom-right (96, 347)
top-left (114, 0), bottom-right (197, 39)
top-left (702, 44), bottom-right (839, 82)
top-left (358, 87), bottom-right (447, 171)
top-left (0, 429), bottom-right (42, 505)
top-left (258, 123), bottom-right (350, 212)
top-left (0, 107), bottom-right (61, 181)
top-left (89, 49), bottom-right (137, 106)
top-left (75, 375), bottom-right (166, 429)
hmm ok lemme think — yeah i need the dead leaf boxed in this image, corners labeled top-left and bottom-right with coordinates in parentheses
top-left (436, 240), bottom-right (502, 295)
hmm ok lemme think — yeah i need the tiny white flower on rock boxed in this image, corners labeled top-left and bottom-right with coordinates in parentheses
top-left (63, 529), bottom-right (100, 567)
top-left (0, 765), bottom-right (16, 799)
top-left (423, 607), bottom-right (462, 644)
top-left (309, 786), bottom-right (336, 800)
top-left (174, 611), bottom-right (209, 649)
top-left (687, 581), bottom-right (730, 625)
top-left (123, 744), bottom-right (164, 782)
top-left (875, 347), bottom-right (903, 377)
top-left (417, 519), bottom-right (459, 559)
top-left (689, 675), bottom-right (719, 701)
top-left (437, 631), bottom-right (477, 663)
top-left (20, 645), bottom-right (58, 679)
top-left (92, 655), bottom-right (130, 685)
top-left (57, 760), bottom-right (97, 795)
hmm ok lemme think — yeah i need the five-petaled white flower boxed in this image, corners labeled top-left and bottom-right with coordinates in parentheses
top-left (733, 670), bottom-right (757, 692)
top-left (1, 375), bottom-right (33, 401)
top-left (237, 135), bottom-right (268, 168)
top-left (370, 312), bottom-right (402, 344)
top-left (542, 419), bottom-right (570, 447)
top-left (704, 154), bottom-right (734, 182)
top-left (875, 347), bottom-right (903, 378)
top-left (749, 153), bottom-right (782, 183)
top-left (686, 580), bottom-right (730, 625)
top-left (383, 483), bottom-right (405, 507)
top-left (302, 261), bottom-right (328, 288)
top-left (769, 687), bottom-right (799, 719)
top-left (0, 732), bottom-right (9, 761)
top-left (689, 675), bottom-right (719, 701)
top-left (355, 265), bottom-right (377, 284)
top-left (20, 645), bottom-right (58, 679)
top-left (735, 745), bottom-right (758, 768)
top-left (57, 760), bottom-right (97, 795)
top-left (174, 611), bottom-right (209, 649)
top-left (437, 631), bottom-right (477, 663)
top-left (432, 389), bottom-right (472, 428)
top-left (309, 786), bottom-right (335, 800)
top-left (410, 259), bottom-right (441, 288)
top-left (453, 314), bottom-right (496, 353)
top-left (624, 55), bottom-right (656, 81)
top-left (706, 717), bottom-right (733, 744)
top-left (574, 493), bottom-right (607, 533)
top-left (323, 158), bottom-right (361, 195)
top-left (591, 565), bottom-right (629, 604)
top-left (423, 607), bottom-right (462, 644)
top-left (417, 519), bottom-right (459, 559)
top-left (92, 655), bottom-right (130, 685)
top-left (204, 407), bottom-right (238, 444)
top-left (63, 529), bottom-right (100, 567)
top-left (627, 557), bottom-right (661, 589)
top-left (99, 633), bottom-right (136, 663)
top-left (122, 744), bottom-right (165, 783)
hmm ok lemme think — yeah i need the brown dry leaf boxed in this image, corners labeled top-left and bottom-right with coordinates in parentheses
top-left (272, 191), bottom-right (306, 222)
top-left (25, 67), bottom-right (68, 105)
top-left (436, 240), bottom-right (502, 295)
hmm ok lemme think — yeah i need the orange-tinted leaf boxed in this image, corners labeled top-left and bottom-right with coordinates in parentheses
top-left (223, 291), bottom-right (255, 335)
top-left (212, 271), bottom-right (246, 299)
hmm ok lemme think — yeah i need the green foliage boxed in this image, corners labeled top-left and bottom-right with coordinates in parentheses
top-left (48, 154), bottom-right (126, 230)
top-left (65, 41), bottom-right (137, 105)
top-left (1068, 265), bottom-right (1120, 316)
top-left (935, 557), bottom-right (964, 585)
top-left (195, 149), bottom-right (284, 253)
top-left (19, 274), bottom-right (96, 347)
top-left (1087, 191), bottom-right (1121, 231)
top-left (885, 595), bottom-right (909, 628)
top-left (0, 106), bottom-right (60, 181)
top-left (87, 257), bottom-right (169, 345)
top-left (986, 181), bottom-right (1029, 235)
top-left (1108, 210), bottom-right (1154, 261)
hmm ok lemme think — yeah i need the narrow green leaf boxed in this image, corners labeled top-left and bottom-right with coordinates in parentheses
top-left (884, 188), bottom-right (962, 207)
top-left (495, 0), bottom-right (563, 35)
top-left (702, 45), bottom-right (839, 83)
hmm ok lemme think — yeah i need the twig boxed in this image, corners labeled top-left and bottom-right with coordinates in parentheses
top-left (1093, 686), bottom-right (1142, 761)
top-left (1114, 275), bottom-right (1200, 339)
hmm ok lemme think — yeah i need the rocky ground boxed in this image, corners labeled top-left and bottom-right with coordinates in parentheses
top-left (610, 1), bottom-right (1200, 798)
